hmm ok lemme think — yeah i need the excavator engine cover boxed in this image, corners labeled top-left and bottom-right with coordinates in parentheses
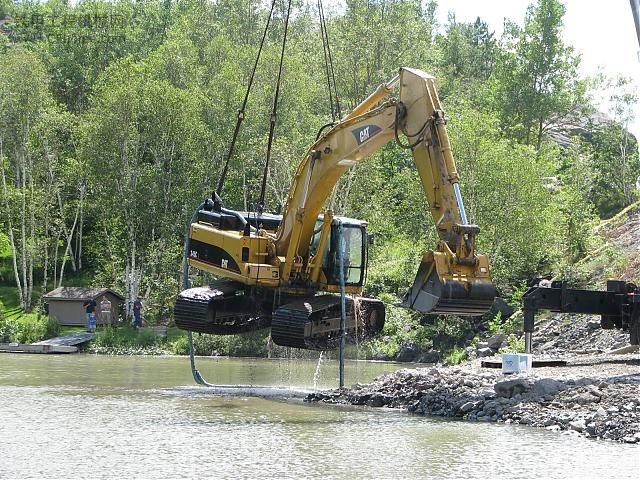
top-left (402, 251), bottom-right (496, 316)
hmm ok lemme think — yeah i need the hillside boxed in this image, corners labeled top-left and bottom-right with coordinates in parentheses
top-left (597, 202), bottom-right (640, 282)
top-left (528, 201), bottom-right (640, 356)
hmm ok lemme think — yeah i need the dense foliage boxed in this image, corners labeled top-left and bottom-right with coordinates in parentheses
top-left (0, 1), bottom-right (637, 357)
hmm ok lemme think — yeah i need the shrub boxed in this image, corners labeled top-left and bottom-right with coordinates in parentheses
top-left (44, 317), bottom-right (60, 339)
top-left (0, 315), bottom-right (18, 342)
top-left (93, 326), bottom-right (120, 348)
top-left (136, 328), bottom-right (158, 347)
top-left (193, 333), bottom-right (229, 356)
top-left (227, 331), bottom-right (268, 357)
top-left (487, 311), bottom-right (522, 336)
top-left (15, 315), bottom-right (49, 344)
top-left (499, 335), bottom-right (525, 353)
top-left (88, 326), bottom-right (164, 355)
top-left (170, 335), bottom-right (190, 355)
top-left (444, 346), bottom-right (468, 365)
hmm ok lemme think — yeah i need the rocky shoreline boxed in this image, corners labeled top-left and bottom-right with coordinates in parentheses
top-left (307, 353), bottom-right (640, 443)
top-left (307, 309), bottom-right (640, 444)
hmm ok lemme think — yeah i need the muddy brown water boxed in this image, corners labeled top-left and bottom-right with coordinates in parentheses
top-left (0, 354), bottom-right (638, 479)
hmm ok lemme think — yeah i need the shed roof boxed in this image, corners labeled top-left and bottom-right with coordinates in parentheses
top-left (43, 287), bottom-right (124, 301)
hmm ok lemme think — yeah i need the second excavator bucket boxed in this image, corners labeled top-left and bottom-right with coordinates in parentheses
top-left (402, 250), bottom-right (496, 316)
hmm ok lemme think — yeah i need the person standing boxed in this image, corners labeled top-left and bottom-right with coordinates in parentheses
top-left (132, 298), bottom-right (143, 329)
top-left (100, 295), bottom-right (112, 328)
top-left (82, 297), bottom-right (97, 333)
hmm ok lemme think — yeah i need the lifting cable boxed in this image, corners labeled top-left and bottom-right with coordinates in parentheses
top-left (257, 0), bottom-right (293, 215)
top-left (214, 0), bottom-right (279, 202)
top-left (318, 0), bottom-right (341, 120)
top-left (318, 0), bottom-right (335, 121)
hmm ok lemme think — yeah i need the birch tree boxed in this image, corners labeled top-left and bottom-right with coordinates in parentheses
top-left (0, 48), bottom-right (53, 310)
top-left (80, 54), bottom-right (209, 322)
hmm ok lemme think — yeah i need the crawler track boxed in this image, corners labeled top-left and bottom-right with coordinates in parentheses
top-left (271, 295), bottom-right (385, 350)
top-left (174, 281), bottom-right (270, 334)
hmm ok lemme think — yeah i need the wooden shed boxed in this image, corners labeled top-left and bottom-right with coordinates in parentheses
top-left (43, 287), bottom-right (124, 326)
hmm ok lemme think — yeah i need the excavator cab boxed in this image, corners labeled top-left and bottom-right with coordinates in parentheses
top-left (329, 223), bottom-right (366, 285)
top-left (310, 217), bottom-right (367, 287)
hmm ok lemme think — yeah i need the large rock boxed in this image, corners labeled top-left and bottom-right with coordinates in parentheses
top-left (486, 297), bottom-right (515, 320)
top-left (495, 378), bottom-right (532, 398)
top-left (531, 378), bottom-right (565, 397)
top-left (476, 347), bottom-right (494, 357)
top-left (416, 350), bottom-right (440, 363)
top-left (459, 401), bottom-right (476, 413)
top-left (396, 343), bottom-right (420, 362)
top-left (569, 419), bottom-right (586, 432)
top-left (486, 334), bottom-right (507, 350)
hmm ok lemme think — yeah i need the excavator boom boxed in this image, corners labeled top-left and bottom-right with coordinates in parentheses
top-left (274, 67), bottom-right (495, 314)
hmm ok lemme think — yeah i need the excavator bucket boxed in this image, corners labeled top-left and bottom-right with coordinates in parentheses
top-left (402, 251), bottom-right (496, 316)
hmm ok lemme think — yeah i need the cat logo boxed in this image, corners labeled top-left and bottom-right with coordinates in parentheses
top-left (221, 259), bottom-right (228, 269)
top-left (352, 125), bottom-right (382, 145)
top-left (359, 126), bottom-right (370, 143)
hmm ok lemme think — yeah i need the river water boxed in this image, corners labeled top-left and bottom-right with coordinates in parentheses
top-left (0, 354), bottom-right (637, 479)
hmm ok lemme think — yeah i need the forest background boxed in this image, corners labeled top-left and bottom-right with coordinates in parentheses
top-left (0, 0), bottom-right (638, 358)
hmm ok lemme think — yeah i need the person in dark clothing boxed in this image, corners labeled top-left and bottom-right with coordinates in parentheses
top-left (82, 298), bottom-right (97, 332)
top-left (132, 298), bottom-right (142, 329)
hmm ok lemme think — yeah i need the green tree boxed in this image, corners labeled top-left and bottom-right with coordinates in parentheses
top-left (0, 47), bottom-right (62, 310)
top-left (588, 122), bottom-right (640, 217)
top-left (80, 55), bottom-right (209, 321)
top-left (494, 0), bottom-right (584, 150)
top-left (439, 15), bottom-right (497, 82)
top-left (0, 0), bottom-right (10, 17)
top-left (335, 0), bottom-right (437, 107)
top-left (445, 99), bottom-right (562, 286)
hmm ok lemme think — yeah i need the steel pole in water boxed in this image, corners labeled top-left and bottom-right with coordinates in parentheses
top-left (337, 220), bottom-right (346, 388)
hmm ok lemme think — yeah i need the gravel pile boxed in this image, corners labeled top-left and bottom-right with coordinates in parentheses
top-left (531, 313), bottom-right (631, 354)
top-left (308, 314), bottom-right (640, 443)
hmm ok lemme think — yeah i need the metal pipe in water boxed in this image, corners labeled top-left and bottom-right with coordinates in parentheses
top-left (183, 203), bottom-right (213, 386)
top-left (453, 183), bottom-right (468, 225)
top-left (337, 220), bottom-right (346, 388)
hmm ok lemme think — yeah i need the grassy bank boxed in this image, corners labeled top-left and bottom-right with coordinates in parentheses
top-left (0, 286), bottom-right (60, 344)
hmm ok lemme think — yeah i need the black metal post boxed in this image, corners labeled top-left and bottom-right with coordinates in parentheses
top-left (523, 309), bottom-right (535, 354)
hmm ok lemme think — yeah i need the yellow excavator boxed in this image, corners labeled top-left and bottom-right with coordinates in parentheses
top-left (174, 67), bottom-right (496, 350)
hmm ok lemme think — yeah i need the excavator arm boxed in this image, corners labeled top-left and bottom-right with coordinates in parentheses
top-left (273, 67), bottom-right (495, 314)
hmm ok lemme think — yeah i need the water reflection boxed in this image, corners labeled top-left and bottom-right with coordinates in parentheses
top-left (0, 354), bottom-right (638, 479)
